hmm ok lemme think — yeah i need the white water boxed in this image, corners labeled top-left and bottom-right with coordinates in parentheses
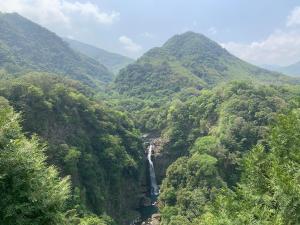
top-left (147, 144), bottom-right (159, 196)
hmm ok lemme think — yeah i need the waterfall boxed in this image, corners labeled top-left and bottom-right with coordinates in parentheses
top-left (147, 144), bottom-right (159, 196)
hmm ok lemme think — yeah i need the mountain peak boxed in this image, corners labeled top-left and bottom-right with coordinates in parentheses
top-left (165, 31), bottom-right (209, 42)
top-left (162, 31), bottom-right (230, 60)
top-left (115, 32), bottom-right (287, 98)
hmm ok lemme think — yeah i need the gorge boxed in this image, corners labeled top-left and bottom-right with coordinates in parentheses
top-left (0, 11), bottom-right (300, 225)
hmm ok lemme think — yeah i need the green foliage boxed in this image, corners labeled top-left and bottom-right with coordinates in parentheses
top-left (0, 12), bottom-right (112, 87)
top-left (0, 97), bottom-right (71, 225)
top-left (164, 82), bottom-right (292, 175)
top-left (159, 81), bottom-right (300, 224)
top-left (1, 17), bottom-right (300, 225)
top-left (159, 154), bottom-right (223, 223)
top-left (0, 74), bottom-right (144, 224)
top-left (197, 109), bottom-right (300, 224)
top-left (79, 214), bottom-right (115, 225)
top-left (114, 31), bottom-right (292, 99)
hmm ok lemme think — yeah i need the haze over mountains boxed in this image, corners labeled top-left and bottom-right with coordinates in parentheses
top-left (260, 62), bottom-right (300, 77)
top-left (276, 62), bottom-right (300, 77)
top-left (65, 38), bottom-right (134, 74)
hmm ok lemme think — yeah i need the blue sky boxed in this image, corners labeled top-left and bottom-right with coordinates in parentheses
top-left (1, 0), bottom-right (300, 66)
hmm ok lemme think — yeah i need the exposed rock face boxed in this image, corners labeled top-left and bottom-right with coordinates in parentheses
top-left (151, 213), bottom-right (161, 224)
top-left (141, 213), bottom-right (161, 225)
top-left (151, 138), bottom-right (177, 185)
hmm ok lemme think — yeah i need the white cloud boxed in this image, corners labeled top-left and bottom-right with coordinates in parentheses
top-left (0, 0), bottom-right (119, 27)
top-left (287, 6), bottom-right (300, 27)
top-left (223, 30), bottom-right (300, 66)
top-left (61, 1), bottom-right (119, 24)
top-left (222, 6), bottom-right (300, 66)
top-left (119, 36), bottom-right (142, 53)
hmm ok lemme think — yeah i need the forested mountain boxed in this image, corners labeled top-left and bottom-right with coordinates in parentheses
top-left (0, 98), bottom-right (74, 225)
top-left (114, 32), bottom-right (290, 99)
top-left (0, 73), bottom-right (144, 225)
top-left (157, 81), bottom-right (300, 224)
top-left (0, 13), bottom-right (113, 87)
top-left (1, 9), bottom-right (300, 225)
top-left (159, 107), bottom-right (300, 224)
top-left (65, 38), bottom-right (134, 74)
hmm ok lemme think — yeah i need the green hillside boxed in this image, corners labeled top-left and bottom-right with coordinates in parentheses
top-left (65, 38), bottom-right (134, 74)
top-left (1, 9), bottom-right (300, 225)
top-left (0, 73), bottom-right (144, 224)
top-left (158, 81), bottom-right (300, 224)
top-left (0, 13), bottom-right (113, 87)
top-left (114, 32), bottom-right (290, 99)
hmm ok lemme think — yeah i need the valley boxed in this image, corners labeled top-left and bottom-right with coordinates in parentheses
top-left (0, 10), bottom-right (300, 225)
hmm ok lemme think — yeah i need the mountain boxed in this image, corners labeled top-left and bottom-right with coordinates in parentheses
top-left (277, 61), bottom-right (300, 76)
top-left (260, 64), bottom-right (283, 71)
top-left (0, 73), bottom-right (145, 224)
top-left (0, 12), bottom-right (113, 87)
top-left (114, 31), bottom-right (290, 98)
top-left (65, 38), bottom-right (134, 74)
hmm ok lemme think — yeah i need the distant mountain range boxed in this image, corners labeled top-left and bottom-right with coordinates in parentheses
top-left (0, 12), bottom-right (113, 87)
top-left (261, 62), bottom-right (300, 77)
top-left (278, 63), bottom-right (300, 77)
top-left (114, 31), bottom-right (291, 98)
top-left (0, 13), bottom-right (296, 95)
top-left (65, 38), bottom-right (134, 74)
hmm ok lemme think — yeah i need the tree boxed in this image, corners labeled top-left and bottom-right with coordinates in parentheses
top-left (0, 97), bottom-right (72, 225)
top-left (198, 109), bottom-right (300, 224)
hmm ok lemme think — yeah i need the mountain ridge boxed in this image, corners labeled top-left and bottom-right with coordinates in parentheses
top-left (114, 31), bottom-right (292, 98)
top-left (0, 12), bottom-right (113, 87)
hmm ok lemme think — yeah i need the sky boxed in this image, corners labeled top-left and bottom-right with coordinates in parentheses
top-left (1, 0), bottom-right (300, 66)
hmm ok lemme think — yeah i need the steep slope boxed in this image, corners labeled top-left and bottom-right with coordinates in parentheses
top-left (157, 81), bottom-right (300, 224)
top-left (114, 32), bottom-right (290, 98)
top-left (0, 73), bottom-right (144, 224)
top-left (65, 38), bottom-right (134, 74)
top-left (0, 12), bottom-right (113, 87)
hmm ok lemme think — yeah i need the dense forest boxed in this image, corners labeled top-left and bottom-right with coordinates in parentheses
top-left (0, 12), bottom-right (300, 225)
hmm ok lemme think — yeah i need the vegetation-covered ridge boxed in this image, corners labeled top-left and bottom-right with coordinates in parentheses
top-left (0, 12), bottom-right (113, 87)
top-left (0, 73), bottom-right (145, 224)
top-left (1, 11), bottom-right (300, 225)
top-left (114, 31), bottom-right (292, 99)
top-left (158, 81), bottom-right (300, 224)
top-left (0, 97), bottom-right (117, 225)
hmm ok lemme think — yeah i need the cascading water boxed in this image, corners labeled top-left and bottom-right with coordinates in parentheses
top-left (132, 142), bottom-right (159, 224)
top-left (147, 144), bottom-right (159, 196)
